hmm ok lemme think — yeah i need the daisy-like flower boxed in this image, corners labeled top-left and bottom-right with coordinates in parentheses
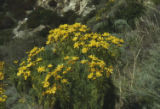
top-left (37, 66), bottom-right (45, 73)
top-left (48, 64), bottom-right (53, 68)
top-left (82, 47), bottom-right (88, 54)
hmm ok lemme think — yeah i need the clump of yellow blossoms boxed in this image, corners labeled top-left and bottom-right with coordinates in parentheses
top-left (17, 47), bottom-right (45, 80)
top-left (16, 23), bottom-right (124, 97)
top-left (0, 87), bottom-right (7, 102)
top-left (0, 61), bottom-right (7, 102)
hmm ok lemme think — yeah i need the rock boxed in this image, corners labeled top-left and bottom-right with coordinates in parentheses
top-left (62, 10), bottom-right (79, 24)
top-left (48, 0), bottom-right (57, 7)
top-left (13, 17), bottom-right (46, 39)
top-left (5, 0), bottom-right (36, 19)
top-left (27, 7), bottom-right (62, 28)
top-left (0, 15), bottom-right (15, 30)
top-left (36, 0), bottom-right (96, 16)
top-left (0, 0), bottom-right (5, 11)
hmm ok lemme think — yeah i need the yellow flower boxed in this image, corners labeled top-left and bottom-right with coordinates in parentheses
top-left (119, 39), bottom-right (124, 43)
top-left (98, 60), bottom-right (106, 68)
top-left (111, 38), bottom-right (119, 44)
top-left (73, 23), bottom-right (81, 28)
top-left (105, 66), bottom-right (113, 73)
top-left (45, 86), bottom-right (57, 94)
top-left (26, 62), bottom-right (33, 68)
top-left (92, 34), bottom-right (98, 39)
top-left (36, 57), bottom-right (43, 62)
top-left (88, 40), bottom-right (97, 47)
top-left (27, 57), bottom-right (31, 62)
top-left (80, 41), bottom-right (85, 46)
top-left (72, 56), bottom-right (79, 61)
top-left (37, 66), bottom-right (45, 73)
top-left (109, 0), bottom-right (114, 2)
top-left (74, 42), bottom-right (79, 48)
top-left (66, 67), bottom-right (71, 71)
top-left (74, 32), bottom-right (81, 37)
top-left (46, 40), bottom-right (50, 45)
top-left (88, 55), bottom-right (98, 60)
top-left (17, 70), bottom-right (23, 76)
top-left (64, 56), bottom-right (69, 60)
top-left (101, 42), bottom-right (110, 49)
top-left (50, 86), bottom-right (57, 94)
top-left (51, 71), bottom-right (57, 76)
top-left (90, 68), bottom-right (96, 72)
top-left (48, 64), bottom-right (53, 68)
top-left (18, 98), bottom-right (25, 103)
top-left (24, 70), bottom-right (31, 80)
top-left (96, 71), bottom-right (102, 77)
top-left (82, 47), bottom-right (88, 54)
top-left (0, 97), bottom-right (7, 102)
top-left (19, 66), bottom-right (27, 71)
top-left (105, 66), bottom-right (113, 77)
top-left (89, 61), bottom-right (96, 67)
top-left (43, 81), bottom-right (50, 88)
top-left (56, 64), bottom-right (64, 71)
top-left (80, 60), bottom-right (88, 64)
top-left (13, 60), bottom-right (18, 64)
top-left (106, 72), bottom-right (110, 78)
top-left (79, 27), bottom-right (87, 32)
top-left (0, 72), bottom-right (4, 80)
top-left (62, 71), bottom-right (67, 74)
top-left (55, 75), bottom-right (62, 80)
top-left (102, 32), bottom-right (110, 37)
top-left (59, 24), bottom-right (68, 29)
top-left (29, 47), bottom-right (38, 54)
top-left (20, 61), bottom-right (25, 66)
top-left (45, 74), bottom-right (51, 81)
top-left (88, 73), bottom-right (94, 79)
top-left (52, 48), bottom-right (56, 53)
top-left (61, 79), bottom-right (68, 83)
top-left (72, 37), bottom-right (78, 41)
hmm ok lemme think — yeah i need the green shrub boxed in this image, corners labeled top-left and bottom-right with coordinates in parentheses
top-left (114, 7), bottom-right (160, 109)
top-left (9, 23), bottom-right (124, 109)
top-left (151, 0), bottom-right (160, 5)
top-left (27, 7), bottom-right (62, 28)
top-left (82, 0), bottom-right (145, 33)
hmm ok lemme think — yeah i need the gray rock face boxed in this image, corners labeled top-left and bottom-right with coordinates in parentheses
top-left (13, 18), bottom-right (45, 39)
top-left (36, 0), bottom-right (95, 16)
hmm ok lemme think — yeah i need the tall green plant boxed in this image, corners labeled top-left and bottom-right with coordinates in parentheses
top-left (9, 23), bottom-right (124, 109)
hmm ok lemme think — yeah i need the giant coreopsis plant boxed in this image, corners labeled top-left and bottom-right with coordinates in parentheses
top-left (14, 23), bottom-right (124, 109)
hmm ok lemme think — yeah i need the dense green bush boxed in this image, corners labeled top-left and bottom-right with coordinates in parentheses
top-left (81, 0), bottom-right (145, 33)
top-left (151, 0), bottom-right (160, 5)
top-left (114, 7), bottom-right (160, 109)
top-left (6, 23), bottom-right (124, 109)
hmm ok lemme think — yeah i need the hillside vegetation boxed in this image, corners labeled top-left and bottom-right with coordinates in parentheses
top-left (0, 0), bottom-right (160, 109)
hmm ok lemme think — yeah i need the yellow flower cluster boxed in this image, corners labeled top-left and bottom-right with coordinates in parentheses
top-left (27, 47), bottom-right (45, 57)
top-left (0, 61), bottom-right (7, 102)
top-left (0, 87), bottom-right (7, 102)
top-left (45, 23), bottom-right (123, 80)
top-left (13, 60), bottom-right (19, 64)
top-left (42, 63), bottom-right (70, 95)
top-left (16, 23), bottom-right (124, 96)
top-left (46, 23), bottom-right (89, 44)
top-left (47, 23), bottom-right (123, 56)
top-left (86, 55), bottom-right (113, 79)
top-left (17, 47), bottom-right (45, 80)
top-left (37, 66), bottom-right (45, 73)
top-left (43, 84), bottom-right (57, 95)
top-left (0, 71), bottom-right (4, 80)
